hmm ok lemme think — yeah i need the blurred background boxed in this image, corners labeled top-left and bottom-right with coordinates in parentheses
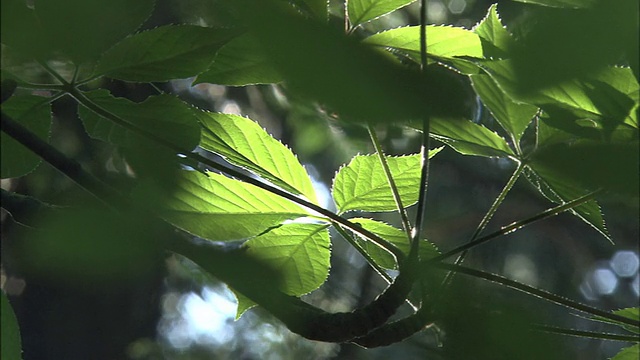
top-left (1, 0), bottom-right (638, 359)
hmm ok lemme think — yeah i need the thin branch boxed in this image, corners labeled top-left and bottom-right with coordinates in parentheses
top-left (367, 124), bottom-right (412, 241)
top-left (432, 262), bottom-right (640, 328)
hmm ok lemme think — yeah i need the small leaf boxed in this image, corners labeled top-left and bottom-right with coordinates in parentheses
top-left (197, 111), bottom-right (318, 203)
top-left (195, 34), bottom-right (282, 86)
top-left (473, 4), bottom-right (513, 58)
top-left (523, 166), bottom-right (611, 242)
top-left (245, 223), bottom-right (330, 296)
top-left (79, 90), bottom-right (201, 150)
top-left (150, 170), bottom-right (308, 241)
top-left (348, 0), bottom-right (416, 27)
top-left (1, 291), bottom-right (22, 360)
top-left (332, 151), bottom-right (440, 214)
top-left (95, 25), bottom-right (239, 82)
top-left (35, 0), bottom-right (155, 63)
top-left (471, 74), bottom-right (538, 142)
top-left (1, 95), bottom-right (52, 178)
top-left (232, 290), bottom-right (256, 320)
top-left (611, 344), bottom-right (639, 360)
top-left (429, 117), bottom-right (515, 157)
top-left (350, 218), bottom-right (439, 269)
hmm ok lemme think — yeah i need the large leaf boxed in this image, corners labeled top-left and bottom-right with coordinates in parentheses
top-left (232, 1), bottom-right (468, 123)
top-left (350, 218), bottom-right (439, 269)
top-left (429, 117), bottom-right (515, 158)
top-left (1, 95), bottom-right (51, 178)
top-left (151, 170), bottom-right (308, 241)
top-left (94, 25), bottom-right (239, 82)
top-left (348, 0), bottom-right (416, 27)
top-left (482, 62), bottom-right (639, 129)
top-left (1, 291), bottom-right (22, 360)
top-left (79, 90), bottom-right (201, 150)
top-left (473, 4), bottom-right (513, 58)
top-left (245, 223), bottom-right (330, 296)
top-left (523, 166), bottom-right (611, 242)
top-left (195, 34), bottom-right (282, 86)
top-left (1, 0), bottom-right (51, 58)
top-left (332, 151), bottom-right (440, 214)
top-left (470, 74), bottom-right (538, 142)
top-left (612, 344), bottom-right (640, 360)
top-left (197, 112), bottom-right (318, 203)
top-left (35, 0), bottom-right (155, 63)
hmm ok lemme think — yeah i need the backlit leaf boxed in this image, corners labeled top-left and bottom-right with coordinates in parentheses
top-left (332, 151), bottom-right (440, 214)
top-left (1, 95), bottom-right (51, 178)
top-left (473, 4), bottom-right (513, 58)
top-left (245, 223), bottom-right (330, 296)
top-left (429, 117), bottom-right (515, 157)
top-left (611, 344), bottom-right (639, 360)
top-left (195, 34), bottom-right (282, 86)
top-left (95, 25), bottom-right (239, 82)
top-left (153, 170), bottom-right (308, 241)
top-left (197, 112), bottom-right (317, 203)
top-left (348, 0), bottom-right (416, 27)
top-left (79, 90), bottom-right (201, 150)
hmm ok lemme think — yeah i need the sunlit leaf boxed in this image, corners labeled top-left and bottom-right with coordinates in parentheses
top-left (1, 291), bottom-right (22, 360)
top-left (1, 95), bottom-right (51, 178)
top-left (95, 25), bottom-right (239, 82)
top-left (197, 112), bottom-right (317, 203)
top-left (35, 0), bottom-right (155, 62)
top-left (79, 90), bottom-right (201, 150)
top-left (471, 74), bottom-right (538, 142)
top-left (350, 218), bottom-right (439, 269)
top-left (151, 170), bottom-right (308, 241)
top-left (333, 151), bottom-right (441, 214)
top-left (195, 34), bottom-right (282, 86)
top-left (612, 344), bottom-right (639, 360)
top-left (523, 166), bottom-right (611, 242)
top-left (348, 0), bottom-right (416, 27)
top-left (429, 117), bottom-right (515, 157)
top-left (245, 223), bottom-right (330, 296)
top-left (473, 4), bottom-right (513, 58)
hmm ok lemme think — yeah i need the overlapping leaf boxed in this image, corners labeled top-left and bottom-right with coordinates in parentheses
top-left (429, 117), bottom-right (515, 157)
top-left (592, 307), bottom-right (639, 334)
top-left (350, 218), bottom-right (439, 269)
top-left (95, 25), bottom-right (239, 82)
top-left (245, 223), bottom-right (330, 296)
top-left (471, 74), bottom-right (538, 142)
top-left (348, 0), bottom-right (416, 27)
top-left (1, 95), bottom-right (51, 178)
top-left (197, 112), bottom-right (318, 203)
top-left (473, 4), bottom-right (513, 58)
top-left (332, 151), bottom-right (440, 214)
top-left (195, 34), bottom-right (282, 86)
top-left (152, 170), bottom-right (308, 241)
top-left (79, 90), bottom-right (200, 150)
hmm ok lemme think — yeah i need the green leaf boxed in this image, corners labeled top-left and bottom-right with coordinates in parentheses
top-left (35, 0), bottom-right (155, 63)
top-left (94, 25), bottom-right (239, 82)
top-left (350, 218), bottom-right (439, 269)
top-left (195, 34), bottom-right (282, 86)
top-left (1, 291), bottom-right (22, 360)
top-left (429, 117), bottom-right (515, 157)
top-left (611, 344), bottom-right (639, 360)
top-left (299, 0), bottom-right (328, 20)
top-left (233, 1), bottom-right (468, 123)
top-left (508, 0), bottom-right (599, 10)
top-left (482, 62), bottom-right (639, 129)
top-left (348, 0), bottom-right (416, 27)
top-left (332, 151), bottom-right (441, 214)
top-left (79, 90), bottom-right (201, 150)
top-left (592, 307), bottom-right (639, 334)
top-left (473, 4), bottom-right (513, 58)
top-left (364, 25), bottom-right (483, 60)
top-left (151, 170), bottom-right (308, 241)
top-left (232, 290), bottom-right (256, 320)
top-left (523, 166), bottom-right (611, 242)
top-left (197, 112), bottom-right (318, 203)
top-left (1, 0), bottom-right (51, 59)
top-left (470, 74), bottom-right (538, 142)
top-left (1, 95), bottom-right (51, 179)
top-left (245, 223), bottom-right (330, 296)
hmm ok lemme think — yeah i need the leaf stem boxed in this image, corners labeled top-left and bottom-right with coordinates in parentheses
top-left (367, 124), bottom-right (412, 241)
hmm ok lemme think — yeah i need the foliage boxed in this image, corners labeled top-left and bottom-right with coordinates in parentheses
top-left (1, 0), bottom-right (638, 358)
